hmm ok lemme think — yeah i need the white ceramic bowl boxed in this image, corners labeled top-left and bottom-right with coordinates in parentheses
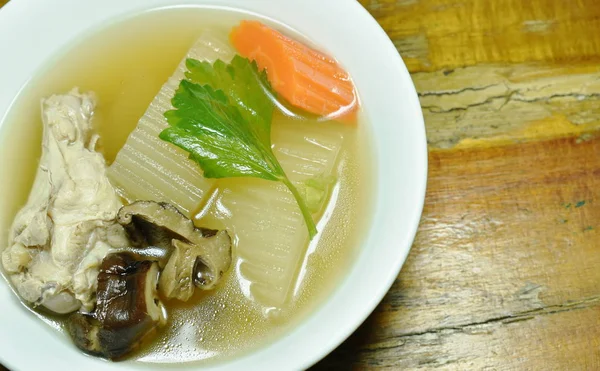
top-left (0, 0), bottom-right (426, 369)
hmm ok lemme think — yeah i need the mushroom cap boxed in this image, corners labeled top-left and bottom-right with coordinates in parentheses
top-left (117, 201), bottom-right (232, 301)
top-left (160, 231), bottom-right (231, 301)
top-left (95, 253), bottom-right (163, 327)
top-left (117, 201), bottom-right (219, 250)
top-left (68, 252), bottom-right (165, 360)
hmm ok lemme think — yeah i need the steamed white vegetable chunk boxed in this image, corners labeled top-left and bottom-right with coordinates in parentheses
top-left (201, 117), bottom-right (344, 312)
top-left (107, 32), bottom-right (235, 217)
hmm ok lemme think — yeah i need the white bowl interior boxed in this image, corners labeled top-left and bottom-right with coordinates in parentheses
top-left (0, 0), bottom-right (427, 370)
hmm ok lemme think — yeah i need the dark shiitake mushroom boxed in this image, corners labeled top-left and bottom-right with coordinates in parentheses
top-left (67, 252), bottom-right (165, 360)
top-left (117, 201), bottom-right (232, 301)
top-left (68, 201), bottom-right (232, 359)
top-left (160, 232), bottom-right (231, 301)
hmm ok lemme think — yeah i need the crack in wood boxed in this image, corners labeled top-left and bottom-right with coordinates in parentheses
top-left (422, 93), bottom-right (514, 113)
top-left (381, 295), bottom-right (600, 345)
top-left (512, 92), bottom-right (600, 103)
top-left (418, 84), bottom-right (500, 97)
top-left (413, 63), bottom-right (600, 148)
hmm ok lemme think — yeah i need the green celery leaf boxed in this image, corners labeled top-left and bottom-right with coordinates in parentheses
top-left (161, 80), bottom-right (279, 180)
top-left (160, 56), bottom-right (317, 238)
top-left (185, 56), bottom-right (273, 145)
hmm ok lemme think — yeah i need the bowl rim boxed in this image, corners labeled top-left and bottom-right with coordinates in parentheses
top-left (0, 0), bottom-right (427, 370)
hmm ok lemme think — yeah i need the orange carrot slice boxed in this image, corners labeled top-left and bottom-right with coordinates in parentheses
top-left (230, 20), bottom-right (358, 124)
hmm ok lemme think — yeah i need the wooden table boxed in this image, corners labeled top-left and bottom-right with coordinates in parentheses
top-left (2, 0), bottom-right (599, 369)
top-left (313, 0), bottom-right (600, 369)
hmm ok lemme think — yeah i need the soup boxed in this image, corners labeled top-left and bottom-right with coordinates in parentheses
top-left (0, 7), bottom-right (373, 364)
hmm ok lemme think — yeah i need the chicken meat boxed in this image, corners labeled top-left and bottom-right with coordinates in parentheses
top-left (1, 88), bottom-right (128, 314)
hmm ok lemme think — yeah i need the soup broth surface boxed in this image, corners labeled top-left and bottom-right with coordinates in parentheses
top-left (0, 7), bottom-right (373, 364)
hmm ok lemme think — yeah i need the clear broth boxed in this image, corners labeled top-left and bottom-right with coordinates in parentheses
top-left (0, 7), bottom-right (373, 365)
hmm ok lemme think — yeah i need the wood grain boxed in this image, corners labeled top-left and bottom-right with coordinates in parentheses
top-left (362, 0), bottom-right (600, 73)
top-left (315, 135), bottom-right (600, 369)
top-left (415, 63), bottom-right (600, 148)
top-left (312, 0), bottom-right (600, 369)
top-left (366, 0), bottom-right (600, 150)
